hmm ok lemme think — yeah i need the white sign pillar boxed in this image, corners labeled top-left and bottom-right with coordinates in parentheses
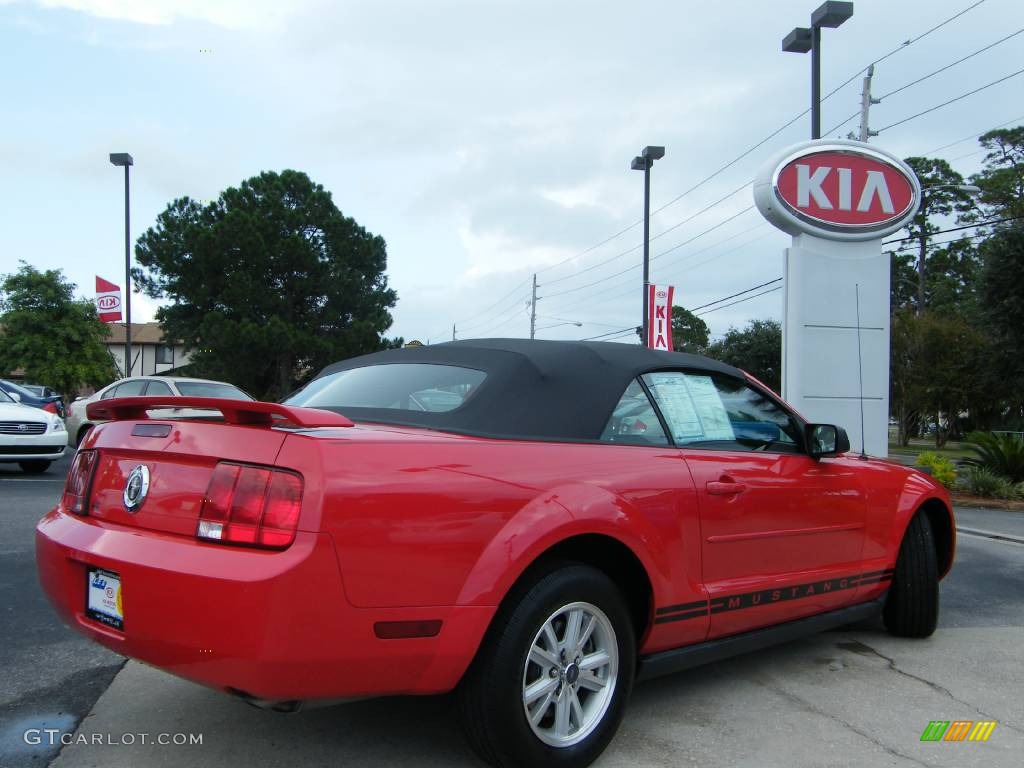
top-left (754, 140), bottom-right (921, 458)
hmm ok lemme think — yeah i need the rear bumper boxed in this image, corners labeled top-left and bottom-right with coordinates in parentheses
top-left (35, 508), bottom-right (493, 701)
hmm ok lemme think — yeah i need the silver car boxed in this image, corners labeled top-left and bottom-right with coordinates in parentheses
top-left (66, 376), bottom-right (253, 447)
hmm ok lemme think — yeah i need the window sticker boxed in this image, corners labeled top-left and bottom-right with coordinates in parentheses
top-left (645, 372), bottom-right (735, 444)
top-left (645, 373), bottom-right (703, 440)
top-left (683, 375), bottom-right (735, 441)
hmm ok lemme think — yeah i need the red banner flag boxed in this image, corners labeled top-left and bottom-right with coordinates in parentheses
top-left (647, 284), bottom-right (674, 351)
top-left (95, 276), bottom-right (122, 323)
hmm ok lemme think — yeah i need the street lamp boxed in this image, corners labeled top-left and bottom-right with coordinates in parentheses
top-left (782, 1), bottom-right (854, 139)
top-left (109, 152), bottom-right (134, 377)
top-left (631, 145), bottom-right (665, 347)
top-left (913, 183), bottom-right (981, 315)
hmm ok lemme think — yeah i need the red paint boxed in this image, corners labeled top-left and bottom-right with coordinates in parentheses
top-left (776, 150), bottom-right (915, 227)
top-left (36, 390), bottom-right (953, 703)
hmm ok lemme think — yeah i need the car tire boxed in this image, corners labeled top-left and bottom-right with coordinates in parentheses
top-left (457, 563), bottom-right (635, 768)
top-left (76, 425), bottom-right (92, 447)
top-left (883, 512), bottom-right (939, 638)
top-left (18, 460), bottom-right (52, 474)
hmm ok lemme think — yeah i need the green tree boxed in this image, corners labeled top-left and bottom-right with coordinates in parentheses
top-left (671, 305), bottom-right (710, 354)
top-left (970, 127), bottom-right (1024, 221)
top-left (978, 224), bottom-right (1024, 419)
top-left (0, 264), bottom-right (118, 397)
top-left (133, 170), bottom-right (398, 400)
top-left (706, 318), bottom-right (781, 393)
top-left (889, 309), bottom-right (989, 448)
top-left (903, 157), bottom-right (977, 315)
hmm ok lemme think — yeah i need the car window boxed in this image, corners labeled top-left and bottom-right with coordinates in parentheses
top-left (0, 388), bottom-right (13, 403)
top-left (599, 379), bottom-right (670, 446)
top-left (285, 364), bottom-right (485, 413)
top-left (145, 380), bottom-right (174, 396)
top-left (113, 380), bottom-right (147, 397)
top-left (642, 372), bottom-right (802, 453)
top-left (175, 382), bottom-right (252, 400)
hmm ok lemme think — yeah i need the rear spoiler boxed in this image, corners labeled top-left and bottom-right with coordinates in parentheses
top-left (86, 397), bottom-right (354, 428)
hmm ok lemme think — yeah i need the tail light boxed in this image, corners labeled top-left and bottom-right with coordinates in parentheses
top-left (43, 402), bottom-right (59, 415)
top-left (197, 463), bottom-right (303, 549)
top-left (63, 450), bottom-right (98, 515)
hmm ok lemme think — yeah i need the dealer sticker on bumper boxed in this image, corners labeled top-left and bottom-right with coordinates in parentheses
top-left (86, 568), bottom-right (123, 630)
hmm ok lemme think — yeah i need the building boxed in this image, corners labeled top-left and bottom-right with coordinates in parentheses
top-left (104, 323), bottom-right (192, 377)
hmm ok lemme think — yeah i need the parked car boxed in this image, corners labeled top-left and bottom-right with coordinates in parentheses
top-left (0, 379), bottom-right (65, 418)
top-left (0, 386), bottom-right (66, 472)
top-left (65, 376), bottom-right (254, 447)
top-left (20, 383), bottom-right (61, 399)
top-left (37, 340), bottom-right (954, 768)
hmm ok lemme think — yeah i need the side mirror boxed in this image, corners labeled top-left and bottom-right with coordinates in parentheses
top-left (806, 424), bottom-right (850, 458)
top-left (9, 392), bottom-right (21, 402)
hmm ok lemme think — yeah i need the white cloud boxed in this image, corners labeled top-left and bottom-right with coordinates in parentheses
top-left (28, 0), bottom-right (307, 28)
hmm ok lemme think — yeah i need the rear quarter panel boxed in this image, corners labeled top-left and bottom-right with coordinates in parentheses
top-left (277, 428), bottom-right (705, 652)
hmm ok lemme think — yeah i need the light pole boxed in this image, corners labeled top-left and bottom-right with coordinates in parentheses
top-left (109, 152), bottom-right (134, 376)
top-left (913, 183), bottom-right (981, 315)
top-left (631, 145), bottom-right (665, 347)
top-left (782, 1), bottom-right (854, 139)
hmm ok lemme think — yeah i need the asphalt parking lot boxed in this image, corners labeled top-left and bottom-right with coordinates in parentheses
top-left (2, 455), bottom-right (1022, 768)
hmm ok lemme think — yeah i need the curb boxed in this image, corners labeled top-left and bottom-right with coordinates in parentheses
top-left (956, 526), bottom-right (1024, 545)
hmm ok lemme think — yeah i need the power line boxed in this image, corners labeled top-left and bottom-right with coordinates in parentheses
top-left (823, 28), bottom-right (1024, 136)
top-left (540, 181), bottom-right (751, 288)
top-left (877, 68), bottom-right (1024, 133)
top-left (580, 326), bottom-right (636, 341)
top-left (923, 114), bottom-right (1024, 154)
top-left (695, 285), bottom-right (783, 316)
top-left (689, 279), bottom-right (783, 313)
top-left (879, 27), bottom-right (1024, 101)
top-left (882, 215), bottom-right (1024, 246)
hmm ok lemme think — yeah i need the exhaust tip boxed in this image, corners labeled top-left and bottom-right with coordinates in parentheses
top-left (226, 687), bottom-right (303, 713)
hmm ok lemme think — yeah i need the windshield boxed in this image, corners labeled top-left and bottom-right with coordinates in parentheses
top-left (0, 388), bottom-right (13, 404)
top-left (285, 364), bottom-right (486, 413)
top-left (1, 379), bottom-right (36, 398)
top-left (175, 382), bottom-right (253, 400)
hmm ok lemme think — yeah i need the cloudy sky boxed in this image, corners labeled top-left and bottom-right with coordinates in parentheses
top-left (1, 0), bottom-right (1021, 345)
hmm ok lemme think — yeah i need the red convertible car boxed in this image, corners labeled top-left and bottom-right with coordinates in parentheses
top-left (37, 340), bottom-right (954, 768)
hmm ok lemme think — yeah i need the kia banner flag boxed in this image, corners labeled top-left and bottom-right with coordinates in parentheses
top-left (95, 276), bottom-right (122, 323)
top-left (647, 284), bottom-right (674, 351)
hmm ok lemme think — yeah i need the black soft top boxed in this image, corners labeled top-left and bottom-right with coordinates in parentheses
top-left (309, 338), bottom-right (745, 441)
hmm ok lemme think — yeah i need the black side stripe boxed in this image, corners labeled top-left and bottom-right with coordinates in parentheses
top-left (654, 568), bottom-right (894, 624)
top-left (655, 600), bottom-right (707, 616)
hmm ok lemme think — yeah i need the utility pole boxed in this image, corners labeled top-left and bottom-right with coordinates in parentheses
top-left (858, 64), bottom-right (879, 142)
top-left (452, 323), bottom-right (456, 341)
top-left (529, 274), bottom-right (537, 339)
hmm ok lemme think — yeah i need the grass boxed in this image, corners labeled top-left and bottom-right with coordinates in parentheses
top-left (887, 437), bottom-right (974, 461)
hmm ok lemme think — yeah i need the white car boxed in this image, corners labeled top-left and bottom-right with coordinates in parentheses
top-left (66, 376), bottom-right (253, 447)
top-left (0, 387), bottom-right (66, 473)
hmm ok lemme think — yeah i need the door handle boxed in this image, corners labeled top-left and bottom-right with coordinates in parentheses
top-left (707, 480), bottom-right (746, 496)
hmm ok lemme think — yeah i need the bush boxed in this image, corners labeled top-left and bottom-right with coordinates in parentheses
top-left (965, 467), bottom-right (1018, 499)
top-left (963, 431), bottom-right (1024, 483)
top-left (917, 452), bottom-right (957, 489)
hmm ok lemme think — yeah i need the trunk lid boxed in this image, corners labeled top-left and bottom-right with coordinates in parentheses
top-left (81, 397), bottom-right (351, 537)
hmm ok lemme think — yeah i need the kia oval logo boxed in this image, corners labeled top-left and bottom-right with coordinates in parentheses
top-left (123, 465), bottom-right (150, 512)
top-left (97, 295), bottom-right (121, 311)
top-left (753, 140), bottom-right (921, 242)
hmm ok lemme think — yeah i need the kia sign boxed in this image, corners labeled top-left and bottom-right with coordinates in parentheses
top-left (95, 275), bottom-right (123, 323)
top-left (647, 284), bottom-right (674, 351)
top-left (753, 139), bottom-right (920, 241)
